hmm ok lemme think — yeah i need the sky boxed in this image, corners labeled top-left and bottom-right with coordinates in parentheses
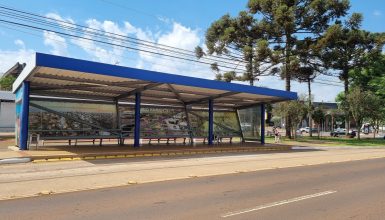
top-left (0, 0), bottom-right (384, 102)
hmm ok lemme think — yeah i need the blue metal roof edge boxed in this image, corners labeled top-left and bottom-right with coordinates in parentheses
top-left (35, 53), bottom-right (297, 100)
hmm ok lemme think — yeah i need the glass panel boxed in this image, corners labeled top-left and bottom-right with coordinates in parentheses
top-left (188, 110), bottom-right (241, 138)
top-left (188, 110), bottom-right (208, 137)
top-left (238, 105), bottom-right (261, 140)
top-left (119, 106), bottom-right (189, 137)
top-left (28, 100), bottom-right (116, 137)
top-left (213, 111), bottom-right (241, 137)
top-left (15, 86), bottom-right (23, 146)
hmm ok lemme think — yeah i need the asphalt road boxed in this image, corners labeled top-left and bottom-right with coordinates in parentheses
top-left (1, 158), bottom-right (385, 220)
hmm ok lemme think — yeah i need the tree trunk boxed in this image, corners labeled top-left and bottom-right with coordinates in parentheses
top-left (373, 127), bottom-right (376, 138)
top-left (308, 79), bottom-right (312, 137)
top-left (285, 41), bottom-right (292, 139)
top-left (343, 75), bottom-right (350, 136)
top-left (318, 124), bottom-right (320, 139)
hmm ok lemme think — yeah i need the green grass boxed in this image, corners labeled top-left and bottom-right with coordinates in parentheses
top-left (266, 135), bottom-right (385, 147)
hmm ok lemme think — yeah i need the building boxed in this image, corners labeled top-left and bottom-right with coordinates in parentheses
top-left (0, 90), bottom-right (16, 132)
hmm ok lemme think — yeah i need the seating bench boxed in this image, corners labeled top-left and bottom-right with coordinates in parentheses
top-left (31, 134), bottom-right (123, 149)
top-left (141, 135), bottom-right (191, 145)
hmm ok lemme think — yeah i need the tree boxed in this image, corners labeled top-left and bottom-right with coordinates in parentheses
top-left (0, 75), bottom-right (16, 91)
top-left (312, 107), bottom-right (325, 139)
top-left (273, 100), bottom-right (307, 139)
top-left (346, 87), bottom-right (379, 140)
top-left (350, 54), bottom-right (385, 138)
top-left (247, 0), bottom-right (350, 138)
top-left (318, 13), bottom-right (384, 135)
top-left (294, 37), bottom-right (326, 137)
top-left (365, 94), bottom-right (384, 138)
top-left (351, 54), bottom-right (385, 100)
top-left (196, 11), bottom-right (279, 85)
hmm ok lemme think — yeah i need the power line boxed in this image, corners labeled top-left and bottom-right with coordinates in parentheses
top-left (0, 5), bottom-right (246, 65)
top-left (0, 4), bottom-right (344, 89)
top-left (0, 18), bottom-right (248, 72)
top-left (0, 22), bottom-right (248, 75)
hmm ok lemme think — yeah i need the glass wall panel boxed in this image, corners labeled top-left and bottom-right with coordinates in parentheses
top-left (188, 110), bottom-right (241, 137)
top-left (188, 110), bottom-right (208, 137)
top-left (213, 111), bottom-right (241, 136)
top-left (238, 105), bottom-right (261, 140)
top-left (29, 100), bottom-right (116, 137)
top-left (119, 105), bottom-right (189, 137)
top-left (15, 86), bottom-right (23, 146)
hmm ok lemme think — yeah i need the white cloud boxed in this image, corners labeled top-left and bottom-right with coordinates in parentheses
top-left (135, 22), bottom-right (213, 79)
top-left (373, 10), bottom-right (382, 17)
top-left (0, 42), bottom-right (34, 76)
top-left (43, 31), bottom-right (68, 56)
top-left (70, 19), bottom-right (138, 64)
top-left (41, 13), bottom-right (343, 102)
top-left (14, 39), bottom-right (25, 49)
top-left (257, 75), bottom-right (344, 102)
top-left (46, 13), bottom-right (76, 30)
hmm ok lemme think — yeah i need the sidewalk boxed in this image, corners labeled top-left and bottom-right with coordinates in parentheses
top-left (0, 141), bottom-right (292, 162)
top-left (1, 146), bottom-right (385, 200)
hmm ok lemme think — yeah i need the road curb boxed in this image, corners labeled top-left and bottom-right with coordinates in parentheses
top-left (30, 146), bottom-right (292, 163)
top-left (0, 157), bottom-right (32, 164)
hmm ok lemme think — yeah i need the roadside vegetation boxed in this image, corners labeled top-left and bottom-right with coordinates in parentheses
top-left (197, 0), bottom-right (385, 141)
top-left (266, 136), bottom-right (385, 147)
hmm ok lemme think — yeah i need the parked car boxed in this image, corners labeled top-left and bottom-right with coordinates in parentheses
top-left (298, 127), bottom-right (318, 133)
top-left (330, 128), bottom-right (356, 138)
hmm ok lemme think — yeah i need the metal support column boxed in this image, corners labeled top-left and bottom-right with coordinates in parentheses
top-left (115, 99), bottom-right (122, 145)
top-left (261, 103), bottom-right (265, 145)
top-left (208, 99), bottom-right (214, 145)
top-left (20, 81), bottom-right (30, 150)
top-left (184, 106), bottom-right (194, 144)
top-left (134, 92), bottom-right (141, 147)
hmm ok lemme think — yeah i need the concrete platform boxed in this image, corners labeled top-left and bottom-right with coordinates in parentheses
top-left (1, 142), bottom-right (292, 163)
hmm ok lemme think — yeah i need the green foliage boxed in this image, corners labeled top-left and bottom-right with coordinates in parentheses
top-left (195, 10), bottom-right (279, 85)
top-left (247, 0), bottom-right (350, 91)
top-left (312, 107), bottom-right (325, 139)
top-left (312, 108), bottom-right (325, 125)
top-left (351, 54), bottom-right (385, 100)
top-left (0, 75), bottom-right (16, 91)
top-left (346, 87), bottom-right (381, 139)
top-left (318, 13), bottom-right (384, 94)
top-left (273, 100), bottom-right (307, 138)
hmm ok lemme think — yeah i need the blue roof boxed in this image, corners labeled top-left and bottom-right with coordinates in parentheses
top-left (33, 53), bottom-right (297, 100)
top-left (12, 53), bottom-right (297, 108)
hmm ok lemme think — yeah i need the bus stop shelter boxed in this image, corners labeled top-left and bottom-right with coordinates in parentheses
top-left (12, 53), bottom-right (297, 150)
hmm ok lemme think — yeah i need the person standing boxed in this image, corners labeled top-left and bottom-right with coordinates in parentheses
top-left (273, 126), bottom-right (280, 143)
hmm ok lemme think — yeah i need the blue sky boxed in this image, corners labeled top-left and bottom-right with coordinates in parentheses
top-left (0, 0), bottom-right (384, 102)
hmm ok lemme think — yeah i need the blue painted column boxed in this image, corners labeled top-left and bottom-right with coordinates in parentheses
top-left (261, 103), bottom-right (265, 145)
top-left (20, 81), bottom-right (30, 150)
top-left (208, 99), bottom-right (214, 145)
top-left (134, 92), bottom-right (141, 147)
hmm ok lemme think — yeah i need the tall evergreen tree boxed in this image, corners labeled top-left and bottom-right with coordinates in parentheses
top-left (195, 11), bottom-right (279, 85)
top-left (318, 13), bottom-right (384, 134)
top-left (247, 0), bottom-right (349, 138)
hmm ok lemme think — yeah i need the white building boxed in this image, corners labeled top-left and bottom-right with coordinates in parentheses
top-left (0, 91), bottom-right (15, 132)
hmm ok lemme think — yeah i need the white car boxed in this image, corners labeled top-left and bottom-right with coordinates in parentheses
top-left (298, 127), bottom-right (318, 133)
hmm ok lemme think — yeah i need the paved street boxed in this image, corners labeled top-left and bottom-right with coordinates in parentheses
top-left (1, 147), bottom-right (385, 200)
top-left (1, 158), bottom-right (385, 220)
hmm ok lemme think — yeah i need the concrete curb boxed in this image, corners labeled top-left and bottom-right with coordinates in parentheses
top-left (30, 146), bottom-right (292, 163)
top-left (0, 157), bottom-right (32, 164)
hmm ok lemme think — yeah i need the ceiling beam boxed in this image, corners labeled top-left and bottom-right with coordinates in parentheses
top-left (32, 73), bottom-right (149, 87)
top-left (185, 91), bottom-right (240, 105)
top-left (166, 84), bottom-right (185, 104)
top-left (114, 83), bottom-right (163, 100)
